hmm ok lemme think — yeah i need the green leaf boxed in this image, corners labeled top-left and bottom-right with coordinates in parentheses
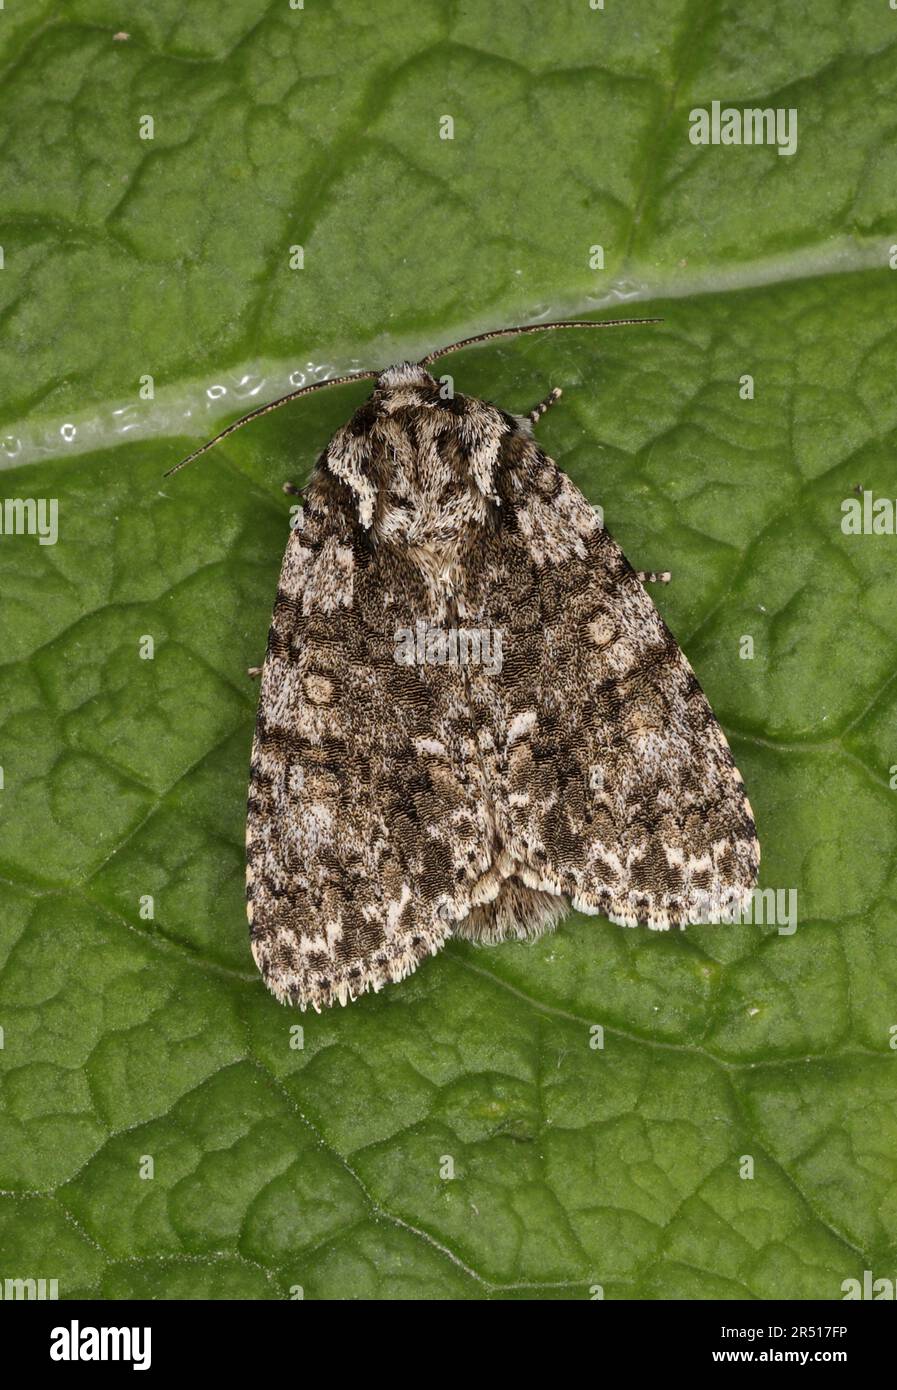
top-left (1, 1), bottom-right (896, 1301)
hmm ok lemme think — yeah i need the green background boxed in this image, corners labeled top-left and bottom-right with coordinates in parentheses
top-left (1, 0), bottom-right (896, 1300)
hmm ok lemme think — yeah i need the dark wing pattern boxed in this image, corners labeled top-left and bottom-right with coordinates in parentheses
top-left (246, 400), bottom-right (501, 1009)
top-left (454, 427), bottom-right (760, 938)
top-left (246, 365), bottom-right (759, 1006)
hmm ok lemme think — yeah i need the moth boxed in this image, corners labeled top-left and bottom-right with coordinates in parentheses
top-left (168, 319), bottom-right (759, 1010)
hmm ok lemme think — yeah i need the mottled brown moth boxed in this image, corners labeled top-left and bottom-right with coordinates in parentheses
top-left (168, 319), bottom-right (760, 1010)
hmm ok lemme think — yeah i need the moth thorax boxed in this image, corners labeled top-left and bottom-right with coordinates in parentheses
top-left (405, 538), bottom-right (462, 597)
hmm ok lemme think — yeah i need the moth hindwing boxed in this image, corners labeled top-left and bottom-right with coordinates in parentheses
top-left (245, 362), bottom-right (759, 1009)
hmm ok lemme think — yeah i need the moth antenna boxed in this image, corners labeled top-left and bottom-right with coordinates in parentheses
top-left (419, 316), bottom-right (662, 367)
top-left (163, 370), bottom-right (379, 477)
top-left (165, 318), bottom-right (663, 477)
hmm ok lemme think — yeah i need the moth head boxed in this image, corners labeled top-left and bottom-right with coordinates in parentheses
top-left (376, 363), bottom-right (436, 391)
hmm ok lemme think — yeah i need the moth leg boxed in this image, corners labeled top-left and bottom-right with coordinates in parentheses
top-left (247, 665), bottom-right (263, 679)
top-left (636, 570), bottom-right (671, 585)
top-left (528, 387), bottom-right (562, 424)
top-left (282, 481), bottom-right (305, 497)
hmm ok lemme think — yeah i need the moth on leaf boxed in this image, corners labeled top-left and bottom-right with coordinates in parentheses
top-left (168, 320), bottom-right (760, 1010)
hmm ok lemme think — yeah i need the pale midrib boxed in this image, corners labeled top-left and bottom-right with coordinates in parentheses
top-left (0, 234), bottom-right (889, 472)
